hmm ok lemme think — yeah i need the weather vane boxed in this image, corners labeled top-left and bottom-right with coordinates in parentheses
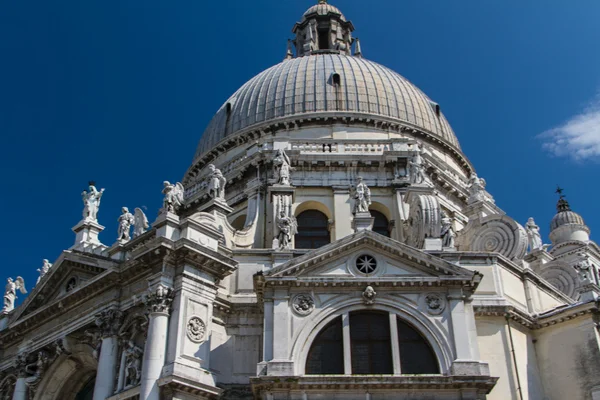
top-left (555, 186), bottom-right (565, 198)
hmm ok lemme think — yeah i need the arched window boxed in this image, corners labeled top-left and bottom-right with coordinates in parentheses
top-left (397, 318), bottom-right (439, 374)
top-left (305, 312), bottom-right (439, 375)
top-left (295, 210), bottom-right (330, 249)
top-left (371, 210), bottom-right (390, 237)
top-left (75, 377), bottom-right (95, 400)
top-left (350, 311), bottom-right (393, 374)
top-left (305, 317), bottom-right (344, 374)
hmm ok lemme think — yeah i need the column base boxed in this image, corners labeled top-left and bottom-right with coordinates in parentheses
top-left (450, 360), bottom-right (490, 376)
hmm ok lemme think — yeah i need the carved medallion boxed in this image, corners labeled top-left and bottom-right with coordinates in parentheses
top-left (186, 316), bottom-right (206, 342)
top-left (423, 293), bottom-right (445, 315)
top-left (292, 294), bottom-right (315, 316)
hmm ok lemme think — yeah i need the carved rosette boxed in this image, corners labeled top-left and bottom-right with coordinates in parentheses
top-left (407, 194), bottom-right (441, 249)
top-left (95, 308), bottom-right (124, 338)
top-left (144, 285), bottom-right (174, 315)
top-left (422, 293), bottom-right (446, 315)
top-left (292, 294), bottom-right (315, 316)
top-left (469, 216), bottom-right (528, 261)
top-left (186, 316), bottom-right (206, 342)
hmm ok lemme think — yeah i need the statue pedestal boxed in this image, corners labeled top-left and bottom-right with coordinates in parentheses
top-left (198, 198), bottom-right (233, 215)
top-left (579, 283), bottom-right (600, 302)
top-left (352, 212), bottom-right (374, 232)
top-left (153, 211), bottom-right (180, 241)
top-left (424, 238), bottom-right (443, 251)
top-left (71, 219), bottom-right (107, 253)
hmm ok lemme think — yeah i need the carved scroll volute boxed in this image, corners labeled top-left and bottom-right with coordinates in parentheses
top-left (406, 194), bottom-right (441, 249)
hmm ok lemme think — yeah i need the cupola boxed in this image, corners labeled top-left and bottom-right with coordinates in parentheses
top-left (292, 0), bottom-right (355, 57)
top-left (549, 189), bottom-right (590, 245)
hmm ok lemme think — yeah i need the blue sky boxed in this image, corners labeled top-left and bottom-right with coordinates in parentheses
top-left (1, 0), bottom-right (600, 300)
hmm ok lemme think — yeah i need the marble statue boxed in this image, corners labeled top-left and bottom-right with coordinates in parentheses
top-left (24, 351), bottom-right (49, 391)
top-left (440, 212), bottom-right (456, 248)
top-left (36, 259), bottom-right (52, 285)
top-left (409, 143), bottom-right (428, 185)
top-left (162, 181), bottom-right (184, 213)
top-left (117, 207), bottom-right (135, 242)
top-left (352, 177), bottom-right (371, 214)
top-left (133, 208), bottom-right (149, 237)
top-left (3, 277), bottom-right (26, 313)
top-left (81, 182), bottom-right (105, 222)
top-left (467, 173), bottom-right (494, 204)
top-left (124, 340), bottom-right (143, 388)
top-left (276, 210), bottom-right (298, 250)
top-left (575, 253), bottom-right (593, 284)
top-left (208, 164), bottom-right (227, 200)
top-left (525, 217), bottom-right (543, 253)
top-left (273, 149), bottom-right (292, 186)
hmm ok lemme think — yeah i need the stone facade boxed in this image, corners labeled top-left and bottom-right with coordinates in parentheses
top-left (2, 2), bottom-right (600, 400)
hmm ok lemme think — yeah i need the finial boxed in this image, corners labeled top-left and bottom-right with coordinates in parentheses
top-left (285, 39), bottom-right (293, 60)
top-left (318, 0), bottom-right (328, 4)
top-left (88, 181), bottom-right (96, 187)
top-left (555, 186), bottom-right (571, 212)
top-left (355, 38), bottom-right (363, 58)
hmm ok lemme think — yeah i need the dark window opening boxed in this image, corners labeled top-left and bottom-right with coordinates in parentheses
top-left (230, 215), bottom-right (246, 231)
top-left (318, 29), bottom-right (330, 50)
top-left (332, 73), bottom-right (341, 86)
top-left (397, 318), bottom-right (439, 374)
top-left (295, 210), bottom-right (330, 249)
top-left (75, 377), bottom-right (96, 400)
top-left (350, 311), bottom-right (393, 374)
top-left (306, 317), bottom-right (344, 374)
top-left (224, 103), bottom-right (232, 134)
top-left (371, 210), bottom-right (390, 237)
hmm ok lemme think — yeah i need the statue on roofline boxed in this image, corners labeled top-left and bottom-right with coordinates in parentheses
top-left (82, 182), bottom-right (105, 222)
top-left (273, 149), bottom-right (293, 186)
top-left (36, 259), bottom-right (52, 285)
top-left (352, 176), bottom-right (371, 214)
top-left (525, 217), bottom-right (543, 253)
top-left (162, 181), bottom-right (184, 213)
top-left (133, 208), bottom-right (149, 237)
top-left (117, 207), bottom-right (135, 242)
top-left (208, 164), bottom-right (227, 201)
top-left (3, 277), bottom-right (26, 313)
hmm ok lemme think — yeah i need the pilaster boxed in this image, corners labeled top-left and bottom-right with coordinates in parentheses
top-left (333, 187), bottom-right (352, 242)
top-left (268, 185), bottom-right (295, 248)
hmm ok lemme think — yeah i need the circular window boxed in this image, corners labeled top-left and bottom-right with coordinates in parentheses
top-left (356, 254), bottom-right (377, 274)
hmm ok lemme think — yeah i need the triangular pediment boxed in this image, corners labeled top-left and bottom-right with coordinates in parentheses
top-left (267, 231), bottom-right (477, 283)
top-left (10, 250), bottom-right (117, 321)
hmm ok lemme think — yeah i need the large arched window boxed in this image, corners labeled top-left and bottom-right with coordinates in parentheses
top-left (305, 317), bottom-right (344, 374)
top-left (306, 311), bottom-right (439, 375)
top-left (295, 210), bottom-right (330, 249)
top-left (371, 210), bottom-right (390, 237)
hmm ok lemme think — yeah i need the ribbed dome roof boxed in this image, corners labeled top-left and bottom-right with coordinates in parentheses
top-left (551, 210), bottom-right (586, 231)
top-left (194, 54), bottom-right (460, 159)
top-left (550, 197), bottom-right (586, 231)
top-left (303, 2), bottom-right (346, 21)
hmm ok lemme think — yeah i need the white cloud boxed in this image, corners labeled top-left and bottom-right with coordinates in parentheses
top-left (539, 95), bottom-right (600, 161)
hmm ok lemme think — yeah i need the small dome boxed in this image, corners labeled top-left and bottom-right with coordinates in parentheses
top-left (302, 2), bottom-right (346, 22)
top-left (550, 210), bottom-right (585, 231)
top-left (550, 197), bottom-right (585, 231)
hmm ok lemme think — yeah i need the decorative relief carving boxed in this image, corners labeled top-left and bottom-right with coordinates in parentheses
top-left (362, 286), bottom-right (377, 305)
top-left (423, 293), bottom-right (445, 315)
top-left (292, 294), bottom-right (315, 316)
top-left (406, 194), bottom-right (441, 249)
top-left (24, 351), bottom-right (50, 394)
top-left (144, 285), bottom-right (174, 315)
top-left (0, 374), bottom-right (16, 400)
top-left (469, 216), bottom-right (527, 261)
top-left (186, 316), bottom-right (206, 342)
top-left (162, 181), bottom-right (184, 213)
top-left (95, 308), bottom-right (124, 338)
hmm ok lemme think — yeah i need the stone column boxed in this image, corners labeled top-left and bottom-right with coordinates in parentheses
top-left (12, 377), bottom-right (27, 400)
top-left (333, 187), bottom-right (352, 242)
top-left (93, 308), bottom-right (123, 400)
top-left (12, 353), bottom-right (28, 400)
top-left (139, 285), bottom-right (174, 400)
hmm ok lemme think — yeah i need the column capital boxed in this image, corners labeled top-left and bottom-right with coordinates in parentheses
top-left (95, 307), bottom-right (124, 338)
top-left (144, 285), bottom-right (174, 315)
top-left (14, 352), bottom-right (29, 378)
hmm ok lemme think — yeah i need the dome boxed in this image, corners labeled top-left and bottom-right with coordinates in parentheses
top-left (550, 197), bottom-right (586, 231)
top-left (194, 54), bottom-right (460, 159)
top-left (302, 2), bottom-right (346, 22)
